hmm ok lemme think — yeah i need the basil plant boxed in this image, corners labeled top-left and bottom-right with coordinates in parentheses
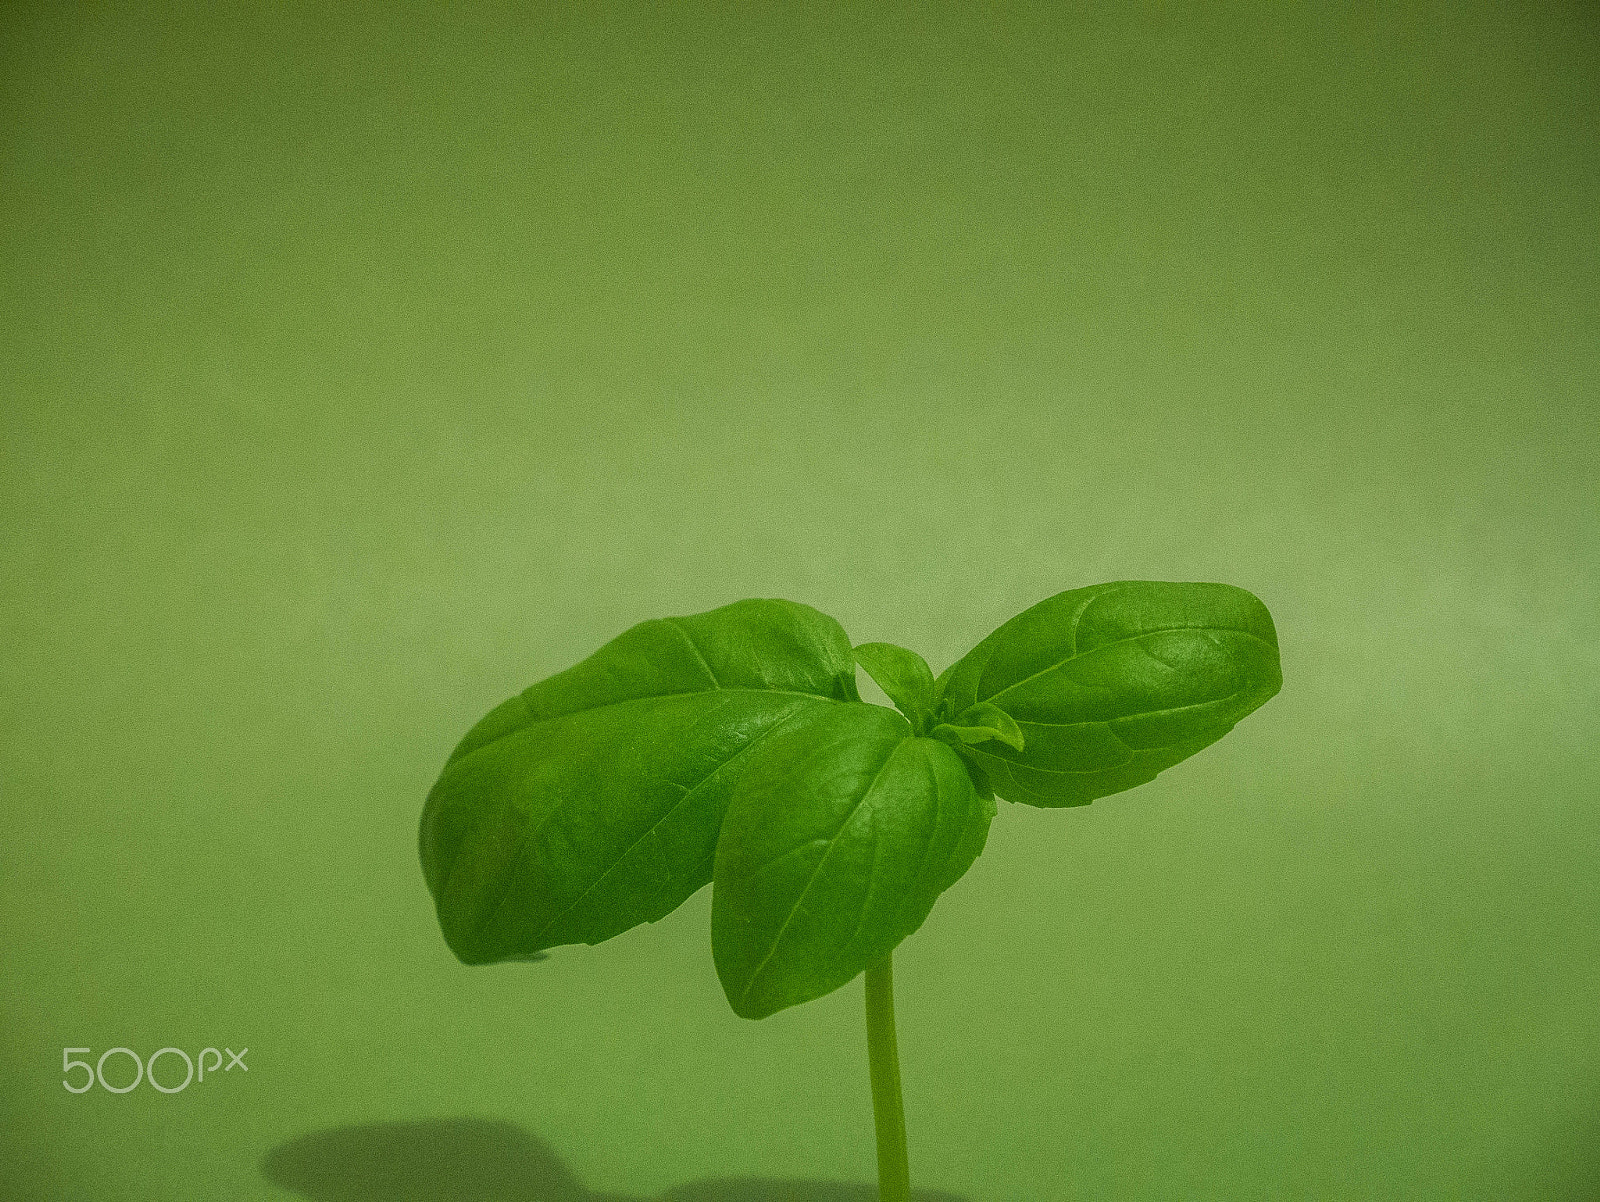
top-left (420, 581), bottom-right (1281, 1201)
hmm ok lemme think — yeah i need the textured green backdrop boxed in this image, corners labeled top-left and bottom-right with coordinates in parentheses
top-left (3, 5), bottom-right (1596, 1200)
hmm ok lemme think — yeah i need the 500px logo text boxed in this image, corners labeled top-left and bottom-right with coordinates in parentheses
top-left (62, 1046), bottom-right (248, 1094)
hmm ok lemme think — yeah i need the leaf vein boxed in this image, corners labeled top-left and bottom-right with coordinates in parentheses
top-left (739, 742), bottom-right (902, 1008)
top-left (525, 701), bottom-right (820, 945)
top-left (984, 627), bottom-right (1275, 707)
top-left (664, 618), bottom-right (722, 688)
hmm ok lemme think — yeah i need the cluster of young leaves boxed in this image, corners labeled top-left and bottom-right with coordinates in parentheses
top-left (419, 582), bottom-right (1282, 1019)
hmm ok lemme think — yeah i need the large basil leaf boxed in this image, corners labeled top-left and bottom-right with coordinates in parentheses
top-left (420, 599), bottom-right (860, 965)
top-left (711, 704), bottom-right (994, 1020)
top-left (935, 581), bottom-right (1281, 807)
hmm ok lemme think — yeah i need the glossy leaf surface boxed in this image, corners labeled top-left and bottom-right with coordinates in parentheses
top-left (936, 581), bottom-right (1281, 807)
top-left (419, 599), bottom-right (859, 965)
top-left (852, 642), bottom-right (936, 732)
top-left (711, 704), bottom-right (994, 1019)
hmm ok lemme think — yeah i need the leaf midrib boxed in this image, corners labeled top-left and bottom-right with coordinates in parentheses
top-left (455, 691), bottom-right (838, 958)
top-left (738, 736), bottom-right (904, 1009)
top-left (981, 626), bottom-right (1277, 709)
top-left (991, 683), bottom-right (1261, 733)
top-left (524, 700), bottom-right (821, 946)
top-left (458, 685), bottom-right (842, 766)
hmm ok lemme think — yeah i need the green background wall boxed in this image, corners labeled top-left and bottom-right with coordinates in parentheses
top-left (3, 5), bottom-right (1596, 1199)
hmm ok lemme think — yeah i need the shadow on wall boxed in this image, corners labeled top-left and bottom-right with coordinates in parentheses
top-left (260, 1119), bottom-right (971, 1202)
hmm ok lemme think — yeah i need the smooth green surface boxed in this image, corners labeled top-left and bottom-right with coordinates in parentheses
top-left (852, 643), bottom-right (938, 735)
top-left (3, 4), bottom-right (1597, 1200)
top-left (712, 703), bottom-right (992, 1019)
top-left (421, 598), bottom-right (857, 964)
top-left (938, 581), bottom-right (1282, 806)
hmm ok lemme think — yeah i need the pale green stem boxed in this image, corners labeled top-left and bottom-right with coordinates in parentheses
top-left (864, 953), bottom-right (911, 1202)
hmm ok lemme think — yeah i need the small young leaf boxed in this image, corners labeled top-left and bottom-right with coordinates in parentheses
top-left (419, 599), bottom-right (860, 966)
top-left (932, 702), bottom-right (1025, 752)
top-left (938, 581), bottom-right (1282, 807)
top-left (852, 642), bottom-right (937, 732)
top-left (711, 704), bottom-right (993, 1020)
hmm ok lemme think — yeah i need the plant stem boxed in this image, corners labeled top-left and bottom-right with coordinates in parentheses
top-left (864, 953), bottom-right (911, 1202)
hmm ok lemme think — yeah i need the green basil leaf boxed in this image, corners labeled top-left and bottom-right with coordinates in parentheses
top-left (419, 599), bottom-right (860, 965)
top-left (932, 702), bottom-right (1025, 752)
top-left (937, 581), bottom-right (1281, 807)
top-left (852, 642), bottom-right (937, 733)
top-left (711, 703), bottom-right (994, 1020)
